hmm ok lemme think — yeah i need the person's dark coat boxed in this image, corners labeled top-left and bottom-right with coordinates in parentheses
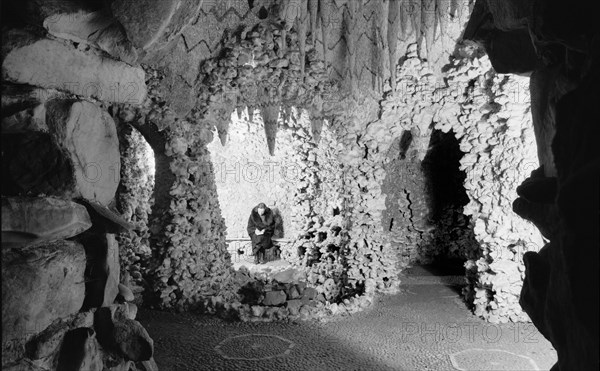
top-left (247, 205), bottom-right (276, 254)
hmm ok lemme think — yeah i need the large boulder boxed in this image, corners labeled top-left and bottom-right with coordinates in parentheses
top-left (1, 197), bottom-right (92, 249)
top-left (111, 0), bottom-right (202, 52)
top-left (2, 100), bottom-right (120, 205)
top-left (94, 307), bottom-right (154, 362)
top-left (56, 328), bottom-right (103, 371)
top-left (2, 29), bottom-right (146, 104)
top-left (262, 290), bottom-right (287, 306)
top-left (272, 267), bottom-right (301, 284)
top-left (25, 320), bottom-right (70, 361)
top-left (43, 8), bottom-right (138, 64)
top-left (1, 240), bottom-right (86, 342)
top-left (113, 319), bottom-right (154, 361)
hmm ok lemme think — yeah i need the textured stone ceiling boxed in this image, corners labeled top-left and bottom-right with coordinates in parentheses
top-left (137, 0), bottom-right (474, 116)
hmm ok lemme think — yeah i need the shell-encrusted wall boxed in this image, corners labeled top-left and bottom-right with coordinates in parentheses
top-left (437, 54), bottom-right (544, 323)
top-left (195, 20), bottom-right (336, 148)
top-left (153, 118), bottom-right (239, 310)
top-left (116, 125), bottom-right (155, 294)
top-left (337, 42), bottom-right (543, 322)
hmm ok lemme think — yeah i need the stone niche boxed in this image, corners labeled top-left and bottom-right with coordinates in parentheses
top-left (207, 109), bottom-right (297, 241)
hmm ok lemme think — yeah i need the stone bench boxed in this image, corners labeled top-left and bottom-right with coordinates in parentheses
top-left (226, 238), bottom-right (293, 263)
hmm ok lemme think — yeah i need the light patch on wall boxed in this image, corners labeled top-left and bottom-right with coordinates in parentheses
top-left (207, 108), bottom-right (298, 240)
top-left (141, 134), bottom-right (155, 178)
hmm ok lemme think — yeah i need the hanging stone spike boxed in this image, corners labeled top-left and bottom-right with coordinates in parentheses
top-left (388, 0), bottom-right (400, 91)
top-left (411, 0), bottom-right (422, 48)
top-left (236, 106), bottom-right (244, 120)
top-left (456, 0), bottom-right (465, 20)
top-left (399, 0), bottom-right (411, 39)
top-left (279, 0), bottom-right (290, 24)
top-left (216, 119), bottom-right (230, 146)
top-left (311, 116), bottom-right (323, 144)
top-left (283, 0), bottom-right (301, 55)
top-left (260, 105), bottom-right (280, 156)
top-left (422, 0), bottom-right (435, 58)
top-left (309, 0), bottom-right (319, 46)
top-left (372, 24), bottom-right (381, 92)
top-left (436, 0), bottom-right (449, 40)
top-left (297, 0), bottom-right (309, 79)
top-left (345, 0), bottom-right (359, 93)
top-left (450, 0), bottom-right (459, 18)
top-left (279, 0), bottom-right (290, 54)
top-left (248, 106), bottom-right (255, 122)
top-left (320, 0), bottom-right (330, 74)
top-left (216, 105), bottom-right (235, 145)
top-left (380, 0), bottom-right (389, 92)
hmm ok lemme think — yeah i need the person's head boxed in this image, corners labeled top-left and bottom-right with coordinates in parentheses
top-left (257, 202), bottom-right (267, 215)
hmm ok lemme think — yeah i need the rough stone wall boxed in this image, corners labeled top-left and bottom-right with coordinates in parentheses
top-left (357, 43), bottom-right (542, 322)
top-left (310, 117), bottom-right (347, 225)
top-left (285, 110), bottom-right (329, 238)
top-left (382, 144), bottom-right (433, 266)
top-left (115, 125), bottom-right (155, 293)
top-left (378, 47), bottom-right (479, 269)
top-left (207, 111), bottom-right (297, 239)
top-left (281, 108), bottom-right (358, 300)
top-left (258, 102), bottom-right (401, 301)
top-left (367, 44), bottom-right (477, 271)
top-left (1, 3), bottom-right (158, 369)
top-left (112, 69), bottom-right (241, 313)
top-left (150, 118), bottom-right (239, 310)
top-left (140, 0), bottom-right (475, 118)
top-left (328, 93), bottom-right (401, 295)
top-left (437, 55), bottom-right (544, 323)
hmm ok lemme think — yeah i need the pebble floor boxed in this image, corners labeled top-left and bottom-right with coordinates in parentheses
top-left (138, 264), bottom-right (557, 371)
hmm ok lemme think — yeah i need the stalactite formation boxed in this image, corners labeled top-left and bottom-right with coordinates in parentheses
top-left (260, 105), bottom-right (280, 155)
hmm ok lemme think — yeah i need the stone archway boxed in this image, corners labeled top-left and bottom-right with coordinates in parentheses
top-left (206, 107), bottom-right (299, 265)
top-left (114, 123), bottom-right (156, 301)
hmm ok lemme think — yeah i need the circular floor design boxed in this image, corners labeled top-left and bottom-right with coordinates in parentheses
top-left (215, 333), bottom-right (295, 361)
top-left (450, 348), bottom-right (540, 370)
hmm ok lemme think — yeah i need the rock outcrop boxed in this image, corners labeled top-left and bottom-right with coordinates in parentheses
top-left (2, 240), bottom-right (86, 342)
top-left (1, 197), bottom-right (92, 248)
top-left (112, 0), bottom-right (202, 53)
top-left (1, 3), bottom-right (155, 368)
top-left (464, 0), bottom-right (599, 369)
top-left (3, 99), bottom-right (121, 205)
top-left (2, 30), bottom-right (146, 105)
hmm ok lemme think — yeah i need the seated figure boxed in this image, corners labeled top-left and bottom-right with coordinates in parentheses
top-left (246, 202), bottom-right (275, 264)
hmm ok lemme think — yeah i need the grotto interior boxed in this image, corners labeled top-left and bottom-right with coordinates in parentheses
top-left (1, 0), bottom-right (598, 370)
